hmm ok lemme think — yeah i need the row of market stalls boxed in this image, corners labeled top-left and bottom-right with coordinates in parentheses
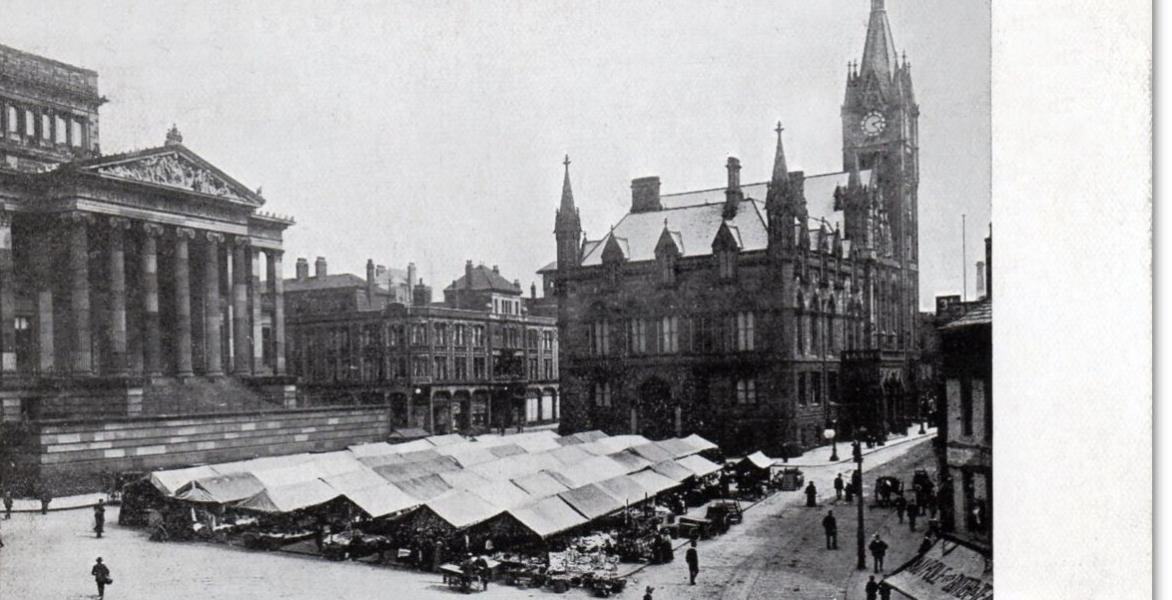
top-left (124, 430), bottom-right (726, 561)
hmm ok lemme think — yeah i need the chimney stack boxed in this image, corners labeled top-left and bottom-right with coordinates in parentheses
top-left (465, 260), bottom-right (474, 290)
top-left (295, 257), bottom-right (309, 280)
top-left (975, 261), bottom-right (986, 299)
top-left (366, 259), bottom-right (377, 303)
top-left (407, 262), bottom-right (417, 301)
top-left (531, 282), bottom-right (537, 299)
top-left (723, 157), bottom-right (743, 219)
top-left (492, 265), bottom-right (499, 274)
top-left (314, 256), bottom-right (327, 278)
top-left (630, 176), bottom-right (662, 213)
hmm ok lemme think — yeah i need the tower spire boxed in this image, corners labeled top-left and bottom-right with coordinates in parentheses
top-left (771, 121), bottom-right (789, 184)
top-left (861, 0), bottom-right (898, 81)
top-left (560, 154), bottom-right (575, 212)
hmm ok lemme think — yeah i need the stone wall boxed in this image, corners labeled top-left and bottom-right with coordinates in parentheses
top-left (5, 405), bottom-right (390, 495)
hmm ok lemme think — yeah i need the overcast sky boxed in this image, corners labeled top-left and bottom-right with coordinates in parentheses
top-left (7, 0), bottom-right (989, 309)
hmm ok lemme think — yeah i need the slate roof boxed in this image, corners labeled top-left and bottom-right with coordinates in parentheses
top-left (444, 264), bottom-right (522, 293)
top-left (941, 297), bottom-right (992, 330)
top-left (581, 171), bottom-right (866, 267)
top-left (284, 273), bottom-right (379, 293)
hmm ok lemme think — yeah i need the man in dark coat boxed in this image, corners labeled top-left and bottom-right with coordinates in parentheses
top-left (39, 489), bottom-right (51, 515)
top-left (685, 540), bottom-right (699, 585)
top-left (821, 510), bottom-right (838, 549)
top-left (804, 481), bottom-right (817, 507)
top-left (894, 495), bottom-right (907, 523)
top-left (91, 557), bottom-right (111, 599)
top-left (907, 501), bottom-right (919, 531)
top-left (833, 474), bottom-right (844, 500)
top-left (879, 582), bottom-right (893, 600)
top-left (868, 534), bottom-right (888, 573)
top-left (93, 500), bottom-right (106, 538)
top-left (918, 534), bottom-right (935, 555)
top-left (865, 576), bottom-right (879, 600)
top-left (2, 488), bottom-right (12, 519)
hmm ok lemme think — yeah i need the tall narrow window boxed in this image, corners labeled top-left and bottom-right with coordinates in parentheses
top-left (718, 250), bottom-right (737, 279)
top-left (797, 373), bottom-right (807, 406)
top-left (736, 311), bottom-right (755, 351)
top-left (55, 116), bottom-right (66, 145)
top-left (24, 109), bottom-right (34, 137)
top-left (660, 255), bottom-right (675, 285)
top-left (627, 319), bottom-right (647, 355)
top-left (660, 316), bottom-right (678, 354)
top-left (71, 119), bottom-right (83, 147)
top-left (592, 320), bottom-right (611, 356)
top-left (5, 106), bottom-right (15, 133)
top-left (40, 114), bottom-right (50, 140)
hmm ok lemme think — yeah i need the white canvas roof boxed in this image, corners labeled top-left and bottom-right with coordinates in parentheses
top-left (424, 490), bottom-right (503, 530)
top-left (150, 465), bottom-right (219, 496)
top-left (174, 472), bottom-right (264, 504)
top-left (558, 484), bottom-right (623, 520)
top-left (341, 483), bottom-right (419, 519)
top-left (468, 481), bottom-right (534, 510)
top-left (677, 454), bottom-right (722, 477)
top-left (347, 442), bottom-right (397, 458)
top-left (237, 479), bottom-right (340, 513)
top-left (740, 451), bottom-right (774, 471)
top-left (507, 496), bottom-right (587, 539)
top-left (596, 475), bottom-right (653, 506)
top-left (628, 469), bottom-right (680, 496)
top-left (511, 471), bottom-right (571, 498)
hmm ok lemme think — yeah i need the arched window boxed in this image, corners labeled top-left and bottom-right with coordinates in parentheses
top-left (796, 294), bottom-right (806, 355)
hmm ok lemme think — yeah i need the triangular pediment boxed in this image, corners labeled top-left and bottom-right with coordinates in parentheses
top-left (601, 234), bottom-right (628, 263)
top-left (654, 226), bottom-right (682, 258)
top-left (712, 221), bottom-right (742, 251)
top-left (79, 145), bottom-right (264, 207)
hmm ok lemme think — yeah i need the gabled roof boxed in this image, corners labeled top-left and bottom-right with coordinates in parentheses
top-left (444, 265), bottom-right (522, 293)
top-left (284, 273), bottom-right (382, 293)
top-left (941, 297), bottom-right (992, 331)
top-left (75, 144), bottom-right (265, 207)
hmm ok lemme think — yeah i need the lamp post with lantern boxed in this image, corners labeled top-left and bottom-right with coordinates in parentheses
top-left (823, 422), bottom-right (839, 462)
top-left (854, 426), bottom-right (868, 570)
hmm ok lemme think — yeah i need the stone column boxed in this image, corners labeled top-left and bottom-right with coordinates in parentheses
top-left (106, 217), bottom-right (131, 376)
top-left (32, 225), bottom-right (55, 373)
top-left (203, 232), bottom-right (225, 377)
top-left (231, 237), bottom-right (251, 375)
top-left (141, 224), bottom-right (164, 377)
top-left (250, 249), bottom-right (264, 374)
top-left (65, 212), bottom-right (94, 375)
top-left (173, 227), bottom-right (195, 378)
top-left (0, 211), bottom-right (15, 374)
top-left (268, 250), bottom-right (286, 375)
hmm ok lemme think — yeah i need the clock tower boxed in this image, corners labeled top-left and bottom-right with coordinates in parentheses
top-left (842, 0), bottom-right (918, 265)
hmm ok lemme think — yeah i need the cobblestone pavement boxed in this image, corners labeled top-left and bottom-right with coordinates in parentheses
top-left (0, 437), bottom-right (934, 600)
top-left (625, 438), bottom-right (937, 600)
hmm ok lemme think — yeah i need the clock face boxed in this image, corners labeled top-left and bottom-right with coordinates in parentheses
top-left (860, 111), bottom-right (887, 137)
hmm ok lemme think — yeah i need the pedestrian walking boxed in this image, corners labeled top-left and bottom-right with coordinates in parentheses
top-left (39, 489), bottom-right (52, 514)
top-left (879, 582), bottom-right (893, 600)
top-left (918, 534), bottom-right (934, 555)
top-left (685, 540), bottom-right (699, 585)
top-left (804, 481), bottom-right (817, 507)
top-left (907, 502), bottom-right (919, 531)
top-left (894, 495), bottom-right (907, 523)
top-left (821, 510), bottom-right (838, 550)
top-left (834, 474), bottom-right (844, 500)
top-left (93, 500), bottom-right (106, 538)
top-left (2, 488), bottom-right (12, 519)
top-left (927, 489), bottom-right (939, 519)
top-left (868, 534), bottom-right (888, 573)
top-left (865, 576), bottom-right (879, 600)
top-left (644, 586), bottom-right (655, 600)
top-left (91, 557), bottom-right (112, 599)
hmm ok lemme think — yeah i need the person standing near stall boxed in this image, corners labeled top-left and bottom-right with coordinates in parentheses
top-left (894, 494), bottom-right (907, 523)
top-left (2, 488), bottom-right (12, 519)
top-left (822, 510), bottom-right (838, 550)
top-left (93, 500), bottom-right (106, 538)
top-left (907, 501), bottom-right (919, 531)
top-left (685, 540), bottom-right (699, 585)
top-left (804, 481), bottom-right (817, 507)
top-left (834, 474), bottom-right (844, 501)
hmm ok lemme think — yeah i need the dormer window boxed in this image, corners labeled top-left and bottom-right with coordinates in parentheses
top-left (659, 254), bottom-right (676, 285)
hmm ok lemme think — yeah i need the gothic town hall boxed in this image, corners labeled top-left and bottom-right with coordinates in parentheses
top-left (552, 0), bottom-right (921, 454)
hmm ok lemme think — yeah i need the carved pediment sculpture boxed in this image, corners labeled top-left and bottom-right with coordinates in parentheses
top-left (95, 152), bottom-right (247, 202)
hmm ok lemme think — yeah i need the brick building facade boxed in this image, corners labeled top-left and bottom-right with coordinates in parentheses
top-left (286, 261), bottom-right (559, 435)
top-left (553, 1), bottom-right (921, 454)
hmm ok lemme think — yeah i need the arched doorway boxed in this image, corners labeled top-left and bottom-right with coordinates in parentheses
top-left (636, 378), bottom-right (674, 440)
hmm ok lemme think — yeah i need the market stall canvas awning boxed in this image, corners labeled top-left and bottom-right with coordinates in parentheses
top-left (682, 434), bottom-right (718, 453)
top-left (511, 433), bottom-right (562, 453)
top-left (486, 443), bottom-right (528, 459)
top-left (608, 450), bottom-right (653, 473)
top-left (150, 465), bottom-right (220, 497)
top-left (882, 538), bottom-right (993, 600)
top-left (438, 445), bottom-right (499, 468)
top-left (373, 456), bottom-right (461, 483)
top-left (424, 433), bottom-right (466, 447)
top-left (677, 454), bottom-right (722, 477)
top-left (347, 442), bottom-right (396, 458)
top-left (424, 490), bottom-right (504, 530)
top-left (548, 445), bottom-right (594, 466)
top-left (511, 471), bottom-right (571, 498)
top-left (554, 430), bottom-right (608, 446)
top-left (651, 460), bottom-right (696, 483)
top-left (558, 483), bottom-right (624, 520)
top-left (438, 470), bottom-right (493, 491)
top-left (469, 481), bottom-right (534, 510)
top-left (507, 496), bottom-right (587, 539)
top-left (597, 475), bottom-right (654, 507)
top-left (628, 442), bottom-right (674, 464)
top-left (340, 483), bottom-right (419, 519)
top-left (654, 438), bottom-right (699, 459)
top-left (237, 479), bottom-right (340, 513)
top-left (320, 468), bottom-right (388, 494)
top-left (392, 474), bottom-right (454, 502)
top-left (739, 451), bottom-right (774, 471)
top-left (175, 472), bottom-right (264, 504)
top-left (628, 469), bottom-right (680, 496)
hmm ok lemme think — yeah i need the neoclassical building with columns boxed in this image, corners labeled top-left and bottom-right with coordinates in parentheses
top-left (0, 43), bottom-right (379, 495)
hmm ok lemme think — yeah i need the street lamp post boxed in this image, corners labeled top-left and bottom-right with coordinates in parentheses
top-left (823, 423), bottom-right (838, 462)
top-left (854, 429), bottom-right (867, 571)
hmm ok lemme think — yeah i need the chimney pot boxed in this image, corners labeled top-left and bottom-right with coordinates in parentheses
top-left (492, 265), bottom-right (499, 274)
top-left (314, 256), bottom-right (327, 278)
top-left (295, 257), bottom-right (309, 280)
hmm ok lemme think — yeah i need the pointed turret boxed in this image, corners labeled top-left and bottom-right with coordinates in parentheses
top-left (860, 0), bottom-right (898, 83)
top-left (771, 121), bottom-right (789, 185)
top-left (554, 154), bottom-right (583, 290)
